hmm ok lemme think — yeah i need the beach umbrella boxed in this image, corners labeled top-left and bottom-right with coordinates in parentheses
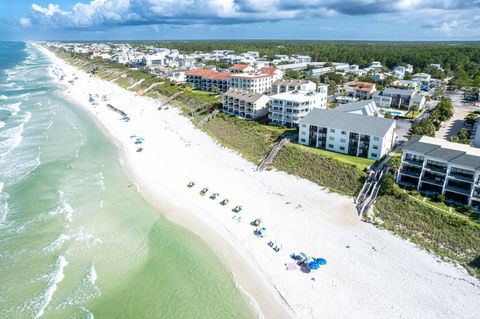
top-left (316, 258), bottom-right (327, 266)
top-left (300, 252), bottom-right (309, 259)
top-left (304, 257), bottom-right (314, 264)
top-left (308, 262), bottom-right (320, 270)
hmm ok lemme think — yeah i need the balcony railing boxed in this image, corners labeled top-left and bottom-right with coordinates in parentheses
top-left (403, 158), bottom-right (424, 167)
top-left (448, 172), bottom-right (474, 183)
top-left (444, 184), bottom-right (471, 196)
top-left (421, 177), bottom-right (445, 187)
top-left (424, 165), bottom-right (447, 174)
top-left (400, 168), bottom-right (421, 178)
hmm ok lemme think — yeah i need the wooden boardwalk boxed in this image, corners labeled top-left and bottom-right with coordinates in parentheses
top-left (257, 137), bottom-right (290, 171)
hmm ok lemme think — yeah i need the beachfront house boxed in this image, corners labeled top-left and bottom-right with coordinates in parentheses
top-left (269, 86), bottom-right (328, 128)
top-left (298, 109), bottom-right (396, 160)
top-left (222, 89), bottom-right (270, 120)
top-left (396, 135), bottom-right (480, 210)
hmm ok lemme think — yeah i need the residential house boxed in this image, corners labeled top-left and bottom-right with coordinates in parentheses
top-left (298, 109), bottom-right (396, 160)
top-left (412, 73), bottom-right (432, 84)
top-left (353, 82), bottom-right (376, 100)
top-left (222, 89), bottom-right (270, 120)
top-left (396, 135), bottom-right (480, 209)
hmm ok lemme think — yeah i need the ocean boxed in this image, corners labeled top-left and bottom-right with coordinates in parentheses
top-left (0, 42), bottom-right (255, 319)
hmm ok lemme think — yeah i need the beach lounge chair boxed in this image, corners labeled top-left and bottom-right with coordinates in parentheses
top-left (187, 181), bottom-right (195, 188)
top-left (210, 193), bottom-right (219, 200)
top-left (200, 188), bottom-right (208, 196)
top-left (136, 148), bottom-right (143, 152)
top-left (220, 199), bottom-right (229, 206)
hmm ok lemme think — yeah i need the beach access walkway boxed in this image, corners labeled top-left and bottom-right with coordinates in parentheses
top-left (257, 137), bottom-right (290, 171)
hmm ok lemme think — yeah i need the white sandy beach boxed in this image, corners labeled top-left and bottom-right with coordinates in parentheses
top-left (39, 45), bottom-right (480, 319)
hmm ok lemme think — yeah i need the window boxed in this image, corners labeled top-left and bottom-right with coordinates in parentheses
top-left (328, 144), bottom-right (334, 148)
top-left (330, 128), bottom-right (335, 133)
top-left (340, 146), bottom-right (345, 151)
top-left (372, 145), bottom-right (378, 150)
top-left (373, 136), bottom-right (380, 141)
top-left (301, 124), bottom-right (307, 128)
top-left (301, 131), bottom-right (306, 135)
top-left (341, 131), bottom-right (346, 135)
top-left (329, 136), bottom-right (335, 141)
top-left (301, 138), bottom-right (306, 143)
top-left (371, 153), bottom-right (377, 158)
top-left (340, 139), bottom-right (346, 143)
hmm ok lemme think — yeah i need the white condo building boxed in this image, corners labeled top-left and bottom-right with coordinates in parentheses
top-left (269, 85), bottom-right (328, 128)
top-left (298, 109), bottom-right (396, 160)
top-left (222, 89), bottom-right (270, 120)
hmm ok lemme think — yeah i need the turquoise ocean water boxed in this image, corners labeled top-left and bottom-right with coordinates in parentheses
top-left (0, 42), bottom-right (255, 319)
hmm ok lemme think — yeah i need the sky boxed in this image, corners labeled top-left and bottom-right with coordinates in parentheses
top-left (0, 0), bottom-right (479, 41)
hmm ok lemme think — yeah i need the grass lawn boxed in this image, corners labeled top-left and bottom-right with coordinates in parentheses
top-left (274, 143), bottom-right (368, 196)
top-left (404, 110), bottom-right (422, 119)
top-left (289, 143), bottom-right (374, 171)
top-left (203, 113), bottom-right (285, 164)
top-left (375, 192), bottom-right (480, 279)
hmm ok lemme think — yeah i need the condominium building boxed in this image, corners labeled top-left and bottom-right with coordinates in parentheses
top-left (222, 89), bottom-right (270, 120)
top-left (185, 68), bottom-right (231, 92)
top-left (271, 79), bottom-right (317, 94)
top-left (298, 109), bottom-right (396, 160)
top-left (373, 87), bottom-right (426, 110)
top-left (269, 87), bottom-right (328, 128)
top-left (396, 136), bottom-right (480, 209)
top-left (227, 67), bottom-right (282, 94)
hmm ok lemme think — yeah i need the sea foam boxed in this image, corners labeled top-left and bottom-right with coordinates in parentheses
top-left (34, 255), bottom-right (69, 318)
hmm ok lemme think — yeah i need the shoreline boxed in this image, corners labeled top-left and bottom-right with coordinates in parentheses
top-left (38, 44), bottom-right (480, 319)
top-left (38, 45), bottom-right (291, 319)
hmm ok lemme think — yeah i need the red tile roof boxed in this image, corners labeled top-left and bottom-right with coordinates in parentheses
top-left (258, 67), bottom-right (277, 76)
top-left (231, 64), bottom-right (249, 71)
top-left (186, 68), bottom-right (231, 81)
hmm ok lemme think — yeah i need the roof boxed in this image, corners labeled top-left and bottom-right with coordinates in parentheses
top-left (258, 67), bottom-right (277, 76)
top-left (272, 79), bottom-right (313, 86)
top-left (403, 136), bottom-right (480, 169)
top-left (300, 109), bottom-right (395, 137)
top-left (356, 81), bottom-right (375, 87)
top-left (383, 87), bottom-right (416, 96)
top-left (231, 64), bottom-right (249, 71)
top-left (223, 89), bottom-right (267, 103)
top-left (334, 100), bottom-right (377, 113)
top-left (270, 90), bottom-right (325, 102)
top-left (186, 68), bottom-right (231, 81)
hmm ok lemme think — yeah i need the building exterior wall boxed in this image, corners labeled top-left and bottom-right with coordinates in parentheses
top-left (269, 91), bottom-right (328, 128)
top-left (298, 122), bottom-right (395, 160)
top-left (396, 151), bottom-right (480, 208)
top-left (222, 94), bottom-right (269, 120)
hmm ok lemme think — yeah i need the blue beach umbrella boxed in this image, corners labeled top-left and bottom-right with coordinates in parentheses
top-left (316, 258), bottom-right (327, 266)
top-left (308, 262), bottom-right (320, 270)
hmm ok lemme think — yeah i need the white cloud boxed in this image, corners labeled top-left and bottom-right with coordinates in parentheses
top-left (23, 0), bottom-right (480, 30)
top-left (19, 18), bottom-right (32, 27)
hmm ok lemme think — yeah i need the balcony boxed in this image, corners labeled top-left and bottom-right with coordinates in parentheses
top-left (403, 158), bottom-right (424, 167)
top-left (399, 168), bottom-right (421, 178)
top-left (421, 176), bottom-right (445, 187)
top-left (444, 184), bottom-right (471, 196)
top-left (424, 164), bottom-right (447, 174)
top-left (448, 172), bottom-right (474, 183)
